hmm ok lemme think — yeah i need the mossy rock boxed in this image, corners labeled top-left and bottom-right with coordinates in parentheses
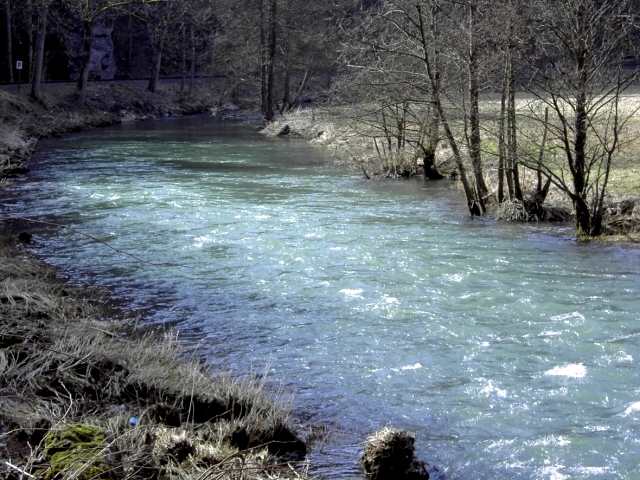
top-left (42, 424), bottom-right (111, 480)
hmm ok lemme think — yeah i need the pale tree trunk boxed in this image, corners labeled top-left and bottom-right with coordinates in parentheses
top-left (5, 0), bottom-right (14, 83)
top-left (497, 54), bottom-right (508, 203)
top-left (264, 0), bottom-right (277, 121)
top-left (507, 46), bottom-right (523, 201)
top-left (77, 19), bottom-right (94, 102)
top-left (259, 0), bottom-right (267, 116)
top-left (291, 68), bottom-right (310, 109)
top-left (417, 3), bottom-right (480, 215)
top-left (30, 3), bottom-right (48, 101)
top-left (423, 1), bottom-right (443, 181)
top-left (467, 3), bottom-right (489, 204)
top-left (280, 26), bottom-right (290, 113)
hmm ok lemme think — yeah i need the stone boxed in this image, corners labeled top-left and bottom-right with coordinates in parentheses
top-left (361, 428), bottom-right (429, 480)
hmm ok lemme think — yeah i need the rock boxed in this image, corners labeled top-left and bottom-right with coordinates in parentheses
top-left (277, 124), bottom-right (291, 136)
top-left (17, 232), bottom-right (33, 245)
top-left (222, 102), bottom-right (240, 112)
top-left (361, 428), bottom-right (429, 480)
top-left (64, 19), bottom-right (117, 81)
top-left (227, 426), bottom-right (250, 450)
top-left (248, 422), bottom-right (307, 459)
top-left (144, 403), bottom-right (181, 428)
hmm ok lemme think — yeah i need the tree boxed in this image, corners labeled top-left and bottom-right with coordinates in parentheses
top-left (259, 0), bottom-right (277, 121)
top-left (30, 0), bottom-right (51, 100)
top-left (4, 0), bottom-right (14, 83)
top-left (62, 0), bottom-right (160, 101)
top-left (137, 0), bottom-right (182, 93)
top-left (527, 0), bottom-right (639, 236)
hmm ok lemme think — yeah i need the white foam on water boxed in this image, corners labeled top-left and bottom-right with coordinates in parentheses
top-left (550, 311), bottom-right (585, 326)
top-left (339, 288), bottom-right (364, 299)
top-left (400, 362), bottom-right (423, 371)
top-left (383, 295), bottom-right (400, 305)
top-left (622, 401), bottom-right (640, 417)
top-left (540, 465), bottom-right (569, 480)
top-left (445, 272), bottom-right (466, 283)
top-left (480, 380), bottom-right (508, 399)
top-left (193, 235), bottom-right (213, 248)
top-left (544, 363), bottom-right (587, 379)
top-left (304, 232), bottom-right (323, 239)
top-left (531, 435), bottom-right (571, 447)
top-left (575, 466), bottom-right (610, 476)
top-left (540, 331), bottom-right (563, 337)
top-left (616, 351), bottom-right (634, 363)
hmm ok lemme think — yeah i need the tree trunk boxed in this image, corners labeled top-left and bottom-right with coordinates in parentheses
top-left (259, 0), bottom-right (267, 117)
top-left (27, 0), bottom-right (34, 82)
top-left (264, 0), bottom-right (277, 121)
top-left (180, 26), bottom-right (187, 93)
top-left (189, 27), bottom-right (196, 93)
top-left (574, 196), bottom-right (592, 237)
top-left (127, 5), bottom-right (134, 78)
top-left (77, 19), bottom-right (94, 102)
top-left (280, 28), bottom-right (290, 113)
top-left (416, 2), bottom-right (479, 214)
top-left (497, 54), bottom-right (508, 203)
top-left (423, 4), bottom-right (442, 181)
top-left (30, 3), bottom-right (48, 101)
top-left (5, 0), bottom-right (14, 83)
top-left (467, 3), bottom-right (489, 204)
top-left (508, 53), bottom-right (523, 201)
top-left (148, 36), bottom-right (164, 93)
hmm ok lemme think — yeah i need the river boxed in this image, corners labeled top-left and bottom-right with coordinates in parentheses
top-left (4, 117), bottom-right (640, 479)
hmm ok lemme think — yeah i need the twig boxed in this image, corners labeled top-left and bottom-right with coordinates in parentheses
top-left (4, 461), bottom-right (36, 479)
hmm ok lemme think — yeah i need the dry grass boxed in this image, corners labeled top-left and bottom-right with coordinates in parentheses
top-left (0, 227), bottom-right (309, 479)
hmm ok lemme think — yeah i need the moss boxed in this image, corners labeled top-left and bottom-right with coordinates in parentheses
top-left (43, 424), bottom-right (111, 480)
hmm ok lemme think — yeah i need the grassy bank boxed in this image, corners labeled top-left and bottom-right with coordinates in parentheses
top-left (0, 87), bottom-right (310, 479)
top-left (263, 106), bottom-right (640, 242)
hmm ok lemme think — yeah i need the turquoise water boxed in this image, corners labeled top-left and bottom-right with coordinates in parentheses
top-left (4, 118), bottom-right (640, 479)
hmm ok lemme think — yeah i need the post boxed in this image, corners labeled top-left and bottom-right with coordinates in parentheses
top-left (16, 59), bottom-right (22, 93)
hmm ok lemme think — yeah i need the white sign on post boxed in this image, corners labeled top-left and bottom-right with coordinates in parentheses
top-left (16, 61), bottom-right (23, 71)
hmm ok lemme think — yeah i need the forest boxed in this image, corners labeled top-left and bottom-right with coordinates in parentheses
top-left (2, 0), bottom-right (640, 237)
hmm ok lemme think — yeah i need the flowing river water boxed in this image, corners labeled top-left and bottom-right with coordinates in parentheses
top-left (4, 118), bottom-right (640, 479)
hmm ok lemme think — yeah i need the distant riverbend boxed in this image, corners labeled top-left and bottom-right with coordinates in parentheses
top-left (5, 117), bottom-right (640, 479)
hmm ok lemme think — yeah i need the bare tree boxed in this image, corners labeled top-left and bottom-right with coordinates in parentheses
top-left (527, 0), bottom-right (639, 236)
top-left (30, 0), bottom-right (51, 101)
top-left (259, 0), bottom-right (277, 120)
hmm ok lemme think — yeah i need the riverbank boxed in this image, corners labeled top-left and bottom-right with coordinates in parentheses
top-left (0, 83), bottom-right (221, 180)
top-left (0, 87), bottom-right (311, 479)
top-left (262, 107), bottom-right (640, 242)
